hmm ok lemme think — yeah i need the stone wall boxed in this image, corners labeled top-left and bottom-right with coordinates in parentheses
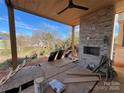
top-left (79, 6), bottom-right (115, 67)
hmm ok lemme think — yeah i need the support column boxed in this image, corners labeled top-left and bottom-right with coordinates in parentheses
top-left (117, 20), bottom-right (124, 48)
top-left (71, 26), bottom-right (75, 57)
top-left (6, 0), bottom-right (18, 70)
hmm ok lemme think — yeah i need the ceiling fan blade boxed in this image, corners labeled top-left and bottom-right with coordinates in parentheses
top-left (58, 6), bottom-right (69, 14)
top-left (73, 4), bottom-right (88, 10)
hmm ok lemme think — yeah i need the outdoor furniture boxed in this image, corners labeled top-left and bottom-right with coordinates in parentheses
top-left (48, 51), bottom-right (58, 62)
top-left (56, 50), bottom-right (64, 60)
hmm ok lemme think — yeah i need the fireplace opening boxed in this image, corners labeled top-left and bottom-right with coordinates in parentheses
top-left (84, 46), bottom-right (100, 56)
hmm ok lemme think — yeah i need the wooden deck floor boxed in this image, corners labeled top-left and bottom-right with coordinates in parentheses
top-left (0, 58), bottom-right (124, 93)
top-left (20, 62), bottom-right (97, 93)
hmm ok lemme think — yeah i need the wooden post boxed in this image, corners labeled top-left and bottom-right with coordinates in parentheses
top-left (71, 26), bottom-right (75, 57)
top-left (117, 20), bottom-right (124, 48)
top-left (6, 0), bottom-right (18, 70)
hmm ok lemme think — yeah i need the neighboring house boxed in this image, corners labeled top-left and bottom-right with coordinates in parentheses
top-left (0, 36), bottom-right (10, 49)
top-left (0, 36), bottom-right (5, 49)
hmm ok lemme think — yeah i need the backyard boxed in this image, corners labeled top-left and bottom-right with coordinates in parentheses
top-left (0, 29), bottom-right (79, 69)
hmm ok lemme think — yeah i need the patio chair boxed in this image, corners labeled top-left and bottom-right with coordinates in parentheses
top-left (48, 51), bottom-right (58, 62)
top-left (56, 50), bottom-right (64, 60)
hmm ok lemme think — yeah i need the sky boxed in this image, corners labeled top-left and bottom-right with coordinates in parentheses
top-left (114, 14), bottom-right (119, 37)
top-left (0, 0), bottom-right (77, 39)
top-left (0, 0), bottom-right (119, 39)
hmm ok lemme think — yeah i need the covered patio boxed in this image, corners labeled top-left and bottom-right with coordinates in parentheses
top-left (5, 0), bottom-right (124, 69)
top-left (0, 0), bottom-right (124, 93)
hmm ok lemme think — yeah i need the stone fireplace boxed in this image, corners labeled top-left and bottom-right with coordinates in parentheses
top-left (79, 6), bottom-right (115, 68)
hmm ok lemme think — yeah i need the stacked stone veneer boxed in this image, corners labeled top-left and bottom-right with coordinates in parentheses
top-left (79, 6), bottom-right (115, 67)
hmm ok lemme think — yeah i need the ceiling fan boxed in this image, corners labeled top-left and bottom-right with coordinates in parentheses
top-left (58, 0), bottom-right (89, 14)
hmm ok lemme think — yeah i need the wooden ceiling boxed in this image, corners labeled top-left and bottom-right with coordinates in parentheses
top-left (11, 0), bottom-right (124, 26)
